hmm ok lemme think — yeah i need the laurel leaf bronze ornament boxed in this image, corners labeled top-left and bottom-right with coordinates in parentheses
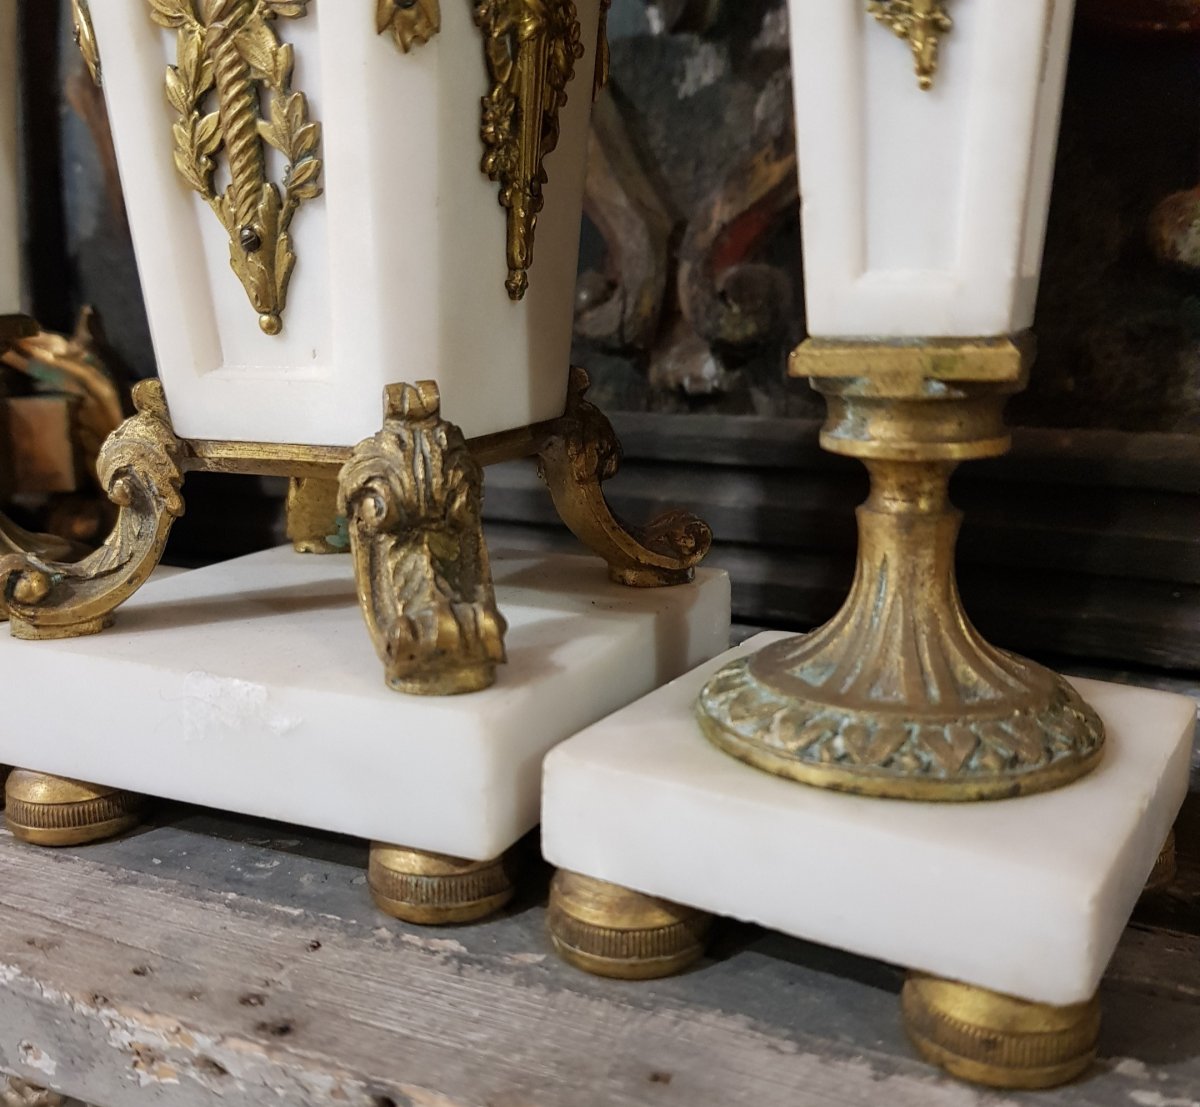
top-left (148, 0), bottom-right (323, 335)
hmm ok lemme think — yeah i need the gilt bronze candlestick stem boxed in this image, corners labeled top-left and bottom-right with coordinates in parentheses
top-left (696, 338), bottom-right (1105, 801)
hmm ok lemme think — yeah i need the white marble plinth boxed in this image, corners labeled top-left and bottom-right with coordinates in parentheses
top-left (542, 633), bottom-right (1196, 1006)
top-left (0, 547), bottom-right (730, 861)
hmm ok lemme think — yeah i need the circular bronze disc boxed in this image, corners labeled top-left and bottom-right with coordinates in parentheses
top-left (547, 870), bottom-right (711, 980)
top-left (369, 844), bottom-right (516, 925)
top-left (5, 771), bottom-right (144, 847)
top-left (902, 973), bottom-right (1100, 1090)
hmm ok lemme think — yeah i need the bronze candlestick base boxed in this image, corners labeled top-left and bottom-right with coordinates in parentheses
top-left (697, 338), bottom-right (1104, 801)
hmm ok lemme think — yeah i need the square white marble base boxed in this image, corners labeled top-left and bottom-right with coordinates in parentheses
top-left (0, 547), bottom-right (730, 861)
top-left (542, 633), bottom-right (1196, 1006)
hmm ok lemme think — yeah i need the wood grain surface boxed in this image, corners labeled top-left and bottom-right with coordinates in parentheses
top-left (0, 779), bottom-right (1198, 1107)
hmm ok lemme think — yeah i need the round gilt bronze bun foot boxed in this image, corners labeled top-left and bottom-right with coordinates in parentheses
top-left (369, 844), bottom-right (516, 925)
top-left (902, 973), bottom-right (1100, 1090)
top-left (1142, 829), bottom-right (1177, 896)
top-left (547, 870), bottom-right (712, 980)
top-left (4, 771), bottom-right (144, 847)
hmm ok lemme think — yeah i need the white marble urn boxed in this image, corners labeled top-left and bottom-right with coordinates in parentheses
top-left (789, 0), bottom-right (1076, 339)
top-left (85, 0), bottom-right (603, 445)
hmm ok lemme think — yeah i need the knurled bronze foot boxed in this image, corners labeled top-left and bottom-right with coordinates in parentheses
top-left (547, 870), bottom-right (711, 980)
top-left (369, 844), bottom-right (516, 925)
top-left (4, 770), bottom-right (144, 847)
top-left (902, 972), bottom-right (1100, 1090)
top-left (1142, 829), bottom-right (1177, 896)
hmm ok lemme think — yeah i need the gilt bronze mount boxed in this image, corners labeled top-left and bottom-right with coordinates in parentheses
top-left (377, 0), bottom-right (441, 51)
top-left (148, 0), bottom-right (324, 336)
top-left (868, 0), bottom-right (952, 91)
top-left (696, 337), bottom-right (1105, 802)
top-left (0, 367), bottom-right (710, 696)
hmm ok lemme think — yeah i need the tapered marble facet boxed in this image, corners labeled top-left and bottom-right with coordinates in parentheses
top-left (543, 633), bottom-right (1195, 1005)
top-left (790, 0), bottom-right (1076, 337)
top-left (88, 1), bottom-right (601, 444)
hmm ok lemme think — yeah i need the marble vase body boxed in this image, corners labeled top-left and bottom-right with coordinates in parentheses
top-left (0, 0), bottom-right (20, 315)
top-left (789, 0), bottom-right (1076, 338)
top-left (89, 0), bottom-right (602, 444)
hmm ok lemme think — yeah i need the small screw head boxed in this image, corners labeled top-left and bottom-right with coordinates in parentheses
top-left (12, 570), bottom-right (51, 606)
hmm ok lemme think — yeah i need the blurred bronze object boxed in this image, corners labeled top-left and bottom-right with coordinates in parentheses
top-left (1143, 829), bottom-right (1178, 895)
top-left (71, 0), bottom-right (101, 84)
top-left (1079, 0), bottom-right (1200, 33)
top-left (1151, 185), bottom-right (1200, 271)
top-left (696, 338), bottom-right (1105, 802)
top-left (0, 311), bottom-right (123, 553)
top-left (286, 476), bottom-right (344, 554)
top-left (2, 309), bottom-right (123, 489)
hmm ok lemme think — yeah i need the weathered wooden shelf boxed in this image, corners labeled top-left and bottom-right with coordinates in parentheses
top-left (1, 761), bottom-right (1199, 1107)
